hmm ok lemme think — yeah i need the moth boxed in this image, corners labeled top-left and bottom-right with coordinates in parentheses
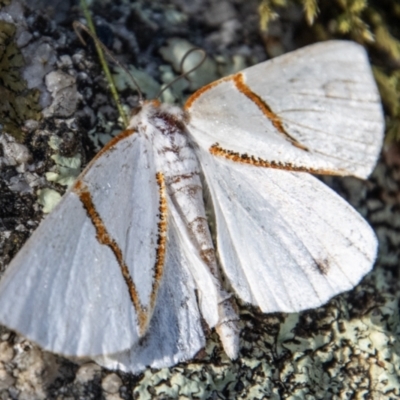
top-left (0, 41), bottom-right (383, 374)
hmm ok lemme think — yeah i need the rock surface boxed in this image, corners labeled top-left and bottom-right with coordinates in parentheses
top-left (0, 0), bottom-right (399, 399)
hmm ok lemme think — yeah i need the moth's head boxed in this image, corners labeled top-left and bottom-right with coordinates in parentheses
top-left (128, 99), bottom-right (162, 129)
top-left (130, 99), bottom-right (161, 116)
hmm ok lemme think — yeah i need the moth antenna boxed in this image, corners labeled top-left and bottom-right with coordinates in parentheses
top-left (156, 48), bottom-right (207, 100)
top-left (73, 21), bottom-right (144, 103)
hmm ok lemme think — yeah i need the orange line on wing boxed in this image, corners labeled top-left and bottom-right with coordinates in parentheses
top-left (232, 73), bottom-right (308, 151)
top-left (73, 172), bottom-right (169, 336)
top-left (93, 129), bottom-right (136, 161)
top-left (73, 181), bottom-right (149, 334)
top-left (184, 72), bottom-right (308, 152)
top-left (184, 77), bottom-right (231, 110)
top-left (149, 172), bottom-right (168, 310)
top-left (76, 129), bottom-right (136, 182)
top-left (209, 144), bottom-right (346, 175)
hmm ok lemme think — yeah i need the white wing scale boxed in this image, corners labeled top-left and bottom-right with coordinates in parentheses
top-left (95, 210), bottom-right (206, 373)
top-left (0, 191), bottom-right (138, 356)
top-left (197, 150), bottom-right (377, 313)
top-left (0, 132), bottom-right (172, 358)
top-left (186, 41), bottom-right (384, 179)
top-left (0, 129), bottom-right (213, 370)
top-left (186, 40), bottom-right (383, 313)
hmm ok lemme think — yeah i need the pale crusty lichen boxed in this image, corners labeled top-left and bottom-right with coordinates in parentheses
top-left (132, 261), bottom-right (400, 399)
top-left (35, 135), bottom-right (82, 213)
top-left (113, 65), bottom-right (160, 100)
top-left (45, 136), bottom-right (82, 188)
top-left (36, 188), bottom-right (62, 214)
top-left (159, 38), bottom-right (219, 91)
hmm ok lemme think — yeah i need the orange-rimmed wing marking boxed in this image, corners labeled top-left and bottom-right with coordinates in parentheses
top-left (0, 126), bottom-right (165, 357)
top-left (185, 74), bottom-right (308, 152)
top-left (150, 172), bottom-right (168, 315)
top-left (80, 129), bottom-right (136, 177)
top-left (232, 73), bottom-right (309, 151)
top-left (185, 41), bottom-right (384, 179)
top-left (197, 148), bottom-right (378, 314)
top-left (185, 77), bottom-right (229, 110)
top-left (72, 171), bottom-right (168, 335)
top-left (209, 144), bottom-right (346, 175)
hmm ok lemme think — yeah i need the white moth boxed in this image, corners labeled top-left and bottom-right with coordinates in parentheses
top-left (0, 41), bottom-right (383, 374)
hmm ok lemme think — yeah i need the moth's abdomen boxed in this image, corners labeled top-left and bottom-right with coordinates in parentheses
top-left (152, 111), bottom-right (210, 253)
top-left (131, 102), bottom-right (240, 358)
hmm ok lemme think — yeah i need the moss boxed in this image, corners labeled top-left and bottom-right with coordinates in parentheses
top-left (373, 67), bottom-right (400, 141)
top-left (0, 0), bottom-right (11, 9)
top-left (0, 21), bottom-right (41, 142)
top-left (258, 0), bottom-right (280, 32)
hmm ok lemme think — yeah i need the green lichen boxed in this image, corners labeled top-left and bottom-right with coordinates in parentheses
top-left (46, 135), bottom-right (82, 189)
top-left (35, 135), bottom-right (82, 213)
top-left (132, 266), bottom-right (400, 399)
top-left (0, 21), bottom-right (41, 141)
top-left (37, 188), bottom-right (62, 214)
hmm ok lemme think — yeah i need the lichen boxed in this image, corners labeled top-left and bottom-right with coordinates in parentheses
top-left (159, 38), bottom-right (218, 92)
top-left (113, 65), bottom-right (160, 100)
top-left (132, 264), bottom-right (400, 399)
top-left (45, 135), bottom-right (81, 189)
top-left (36, 188), bottom-right (62, 214)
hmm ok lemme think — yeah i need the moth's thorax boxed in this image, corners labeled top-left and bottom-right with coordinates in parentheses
top-left (128, 100), bottom-right (188, 137)
top-left (129, 101), bottom-right (215, 265)
top-left (128, 100), bottom-right (198, 180)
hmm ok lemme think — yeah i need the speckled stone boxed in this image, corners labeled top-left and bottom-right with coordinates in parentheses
top-left (101, 373), bottom-right (122, 394)
top-left (0, 341), bottom-right (15, 363)
top-left (75, 362), bottom-right (102, 384)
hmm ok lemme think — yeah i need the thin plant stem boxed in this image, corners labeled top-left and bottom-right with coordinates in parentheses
top-left (80, 0), bottom-right (129, 127)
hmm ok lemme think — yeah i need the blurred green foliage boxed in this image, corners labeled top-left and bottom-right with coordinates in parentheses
top-left (259, 0), bottom-right (400, 141)
top-left (0, 0), bottom-right (11, 9)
